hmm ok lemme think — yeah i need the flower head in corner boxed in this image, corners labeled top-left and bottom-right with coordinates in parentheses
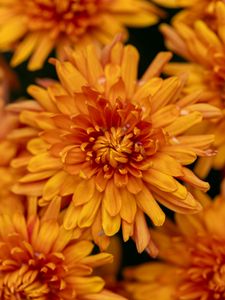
top-left (0, 92), bottom-right (45, 214)
top-left (124, 192), bottom-right (225, 300)
top-left (0, 98), bottom-right (26, 215)
top-left (0, 197), bottom-right (126, 300)
top-left (151, 0), bottom-right (222, 26)
top-left (11, 40), bottom-right (220, 253)
top-left (0, 0), bottom-right (163, 70)
top-left (160, 1), bottom-right (225, 176)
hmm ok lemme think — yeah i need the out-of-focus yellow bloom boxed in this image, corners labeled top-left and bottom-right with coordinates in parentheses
top-left (0, 0), bottom-right (163, 70)
top-left (160, 1), bottom-right (225, 177)
top-left (0, 96), bottom-right (45, 215)
top-left (152, 0), bottom-right (221, 27)
top-left (0, 196), bottom-right (126, 300)
top-left (0, 98), bottom-right (24, 214)
top-left (124, 192), bottom-right (225, 300)
top-left (11, 40), bottom-right (220, 253)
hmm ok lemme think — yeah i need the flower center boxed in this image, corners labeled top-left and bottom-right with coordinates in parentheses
top-left (22, 0), bottom-right (108, 37)
top-left (179, 237), bottom-right (225, 299)
top-left (58, 98), bottom-right (166, 178)
top-left (209, 265), bottom-right (225, 294)
top-left (92, 127), bottom-right (144, 168)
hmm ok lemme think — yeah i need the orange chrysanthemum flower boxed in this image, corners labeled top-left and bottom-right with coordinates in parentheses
top-left (160, 1), bottom-right (225, 177)
top-left (124, 192), bottom-right (225, 300)
top-left (0, 197), bottom-right (126, 300)
top-left (11, 41), bottom-right (221, 253)
top-left (0, 0), bottom-right (163, 70)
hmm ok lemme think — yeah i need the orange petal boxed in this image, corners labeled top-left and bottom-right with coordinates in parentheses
top-left (102, 206), bottom-right (121, 236)
top-left (78, 191), bottom-right (102, 228)
top-left (33, 220), bottom-right (59, 254)
top-left (133, 209), bottom-right (150, 253)
top-left (102, 180), bottom-right (122, 217)
top-left (122, 220), bottom-right (134, 242)
top-left (126, 176), bottom-right (144, 194)
top-left (143, 169), bottom-right (178, 192)
top-left (179, 167), bottom-right (209, 191)
top-left (63, 203), bottom-right (82, 230)
top-left (28, 153), bottom-right (62, 172)
top-left (151, 152), bottom-right (183, 176)
top-left (63, 240), bottom-right (94, 264)
top-left (43, 171), bottom-right (67, 200)
top-left (136, 186), bottom-right (165, 226)
top-left (121, 45), bottom-right (139, 99)
top-left (120, 188), bottom-right (137, 224)
top-left (73, 179), bottom-right (95, 207)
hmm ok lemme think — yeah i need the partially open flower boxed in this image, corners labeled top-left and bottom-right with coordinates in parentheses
top-left (11, 41), bottom-right (219, 253)
top-left (0, 98), bottom-right (24, 213)
top-left (124, 192), bottom-right (225, 300)
top-left (0, 97), bottom-right (44, 215)
top-left (160, 1), bottom-right (225, 177)
top-left (152, 0), bottom-right (222, 27)
top-left (0, 0), bottom-right (163, 70)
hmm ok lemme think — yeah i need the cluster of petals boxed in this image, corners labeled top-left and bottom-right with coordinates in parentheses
top-left (124, 192), bottom-right (225, 300)
top-left (9, 40), bottom-right (221, 253)
top-left (0, 68), bottom-right (43, 216)
top-left (0, 196), bottom-right (126, 300)
top-left (0, 90), bottom-right (26, 214)
top-left (0, 64), bottom-right (27, 215)
top-left (152, 0), bottom-right (221, 26)
top-left (160, 0), bottom-right (225, 176)
top-left (0, 0), bottom-right (162, 70)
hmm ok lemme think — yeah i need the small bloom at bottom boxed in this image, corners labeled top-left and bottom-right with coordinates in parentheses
top-left (0, 198), bottom-right (126, 300)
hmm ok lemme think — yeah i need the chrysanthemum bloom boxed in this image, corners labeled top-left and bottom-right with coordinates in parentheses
top-left (124, 192), bottom-right (225, 300)
top-left (0, 0), bottom-right (163, 71)
top-left (160, 1), bottom-right (225, 177)
top-left (0, 197), bottom-right (126, 300)
top-left (11, 41), bottom-right (221, 253)
top-left (152, 0), bottom-right (221, 27)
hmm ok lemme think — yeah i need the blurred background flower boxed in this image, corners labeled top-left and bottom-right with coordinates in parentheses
top-left (0, 0), bottom-right (163, 70)
top-left (124, 191), bottom-right (225, 300)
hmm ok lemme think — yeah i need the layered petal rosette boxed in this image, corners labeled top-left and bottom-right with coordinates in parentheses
top-left (11, 41), bottom-right (220, 252)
